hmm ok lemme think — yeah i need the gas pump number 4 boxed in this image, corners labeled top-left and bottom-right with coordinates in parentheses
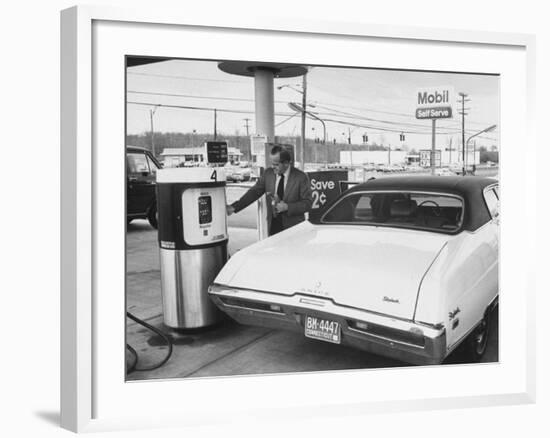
top-left (310, 178), bottom-right (335, 209)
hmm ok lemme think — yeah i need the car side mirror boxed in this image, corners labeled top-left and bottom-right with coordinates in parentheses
top-left (141, 171), bottom-right (149, 177)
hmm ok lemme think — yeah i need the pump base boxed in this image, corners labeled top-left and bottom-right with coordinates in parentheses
top-left (160, 244), bottom-right (227, 329)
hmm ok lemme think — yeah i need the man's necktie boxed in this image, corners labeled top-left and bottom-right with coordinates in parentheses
top-left (277, 174), bottom-right (285, 200)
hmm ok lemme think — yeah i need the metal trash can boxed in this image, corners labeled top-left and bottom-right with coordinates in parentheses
top-left (156, 167), bottom-right (228, 329)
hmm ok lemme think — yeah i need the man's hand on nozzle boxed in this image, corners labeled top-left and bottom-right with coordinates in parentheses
top-left (226, 205), bottom-right (235, 216)
top-left (275, 201), bottom-right (288, 213)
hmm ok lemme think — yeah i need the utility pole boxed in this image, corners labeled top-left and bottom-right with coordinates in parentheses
top-left (473, 140), bottom-right (477, 172)
top-left (213, 109), bottom-right (217, 140)
top-left (458, 92), bottom-right (471, 175)
top-left (149, 106), bottom-right (159, 157)
top-left (243, 118), bottom-right (251, 161)
top-left (431, 119), bottom-right (436, 175)
top-left (243, 118), bottom-right (251, 136)
top-left (300, 74), bottom-right (307, 170)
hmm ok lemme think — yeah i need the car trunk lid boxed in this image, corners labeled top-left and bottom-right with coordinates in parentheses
top-left (224, 223), bottom-right (450, 320)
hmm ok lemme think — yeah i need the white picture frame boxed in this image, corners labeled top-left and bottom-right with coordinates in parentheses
top-left (60, 5), bottom-right (536, 433)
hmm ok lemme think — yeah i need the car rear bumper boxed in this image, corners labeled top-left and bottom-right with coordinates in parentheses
top-left (209, 284), bottom-right (447, 365)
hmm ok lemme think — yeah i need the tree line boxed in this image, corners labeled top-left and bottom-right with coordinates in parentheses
top-left (127, 131), bottom-right (397, 164)
top-left (126, 131), bottom-right (498, 164)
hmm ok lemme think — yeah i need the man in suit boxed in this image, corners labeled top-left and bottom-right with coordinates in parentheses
top-left (226, 145), bottom-right (312, 236)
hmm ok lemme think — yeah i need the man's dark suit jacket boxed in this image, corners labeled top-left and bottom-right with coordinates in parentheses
top-left (231, 166), bottom-right (312, 232)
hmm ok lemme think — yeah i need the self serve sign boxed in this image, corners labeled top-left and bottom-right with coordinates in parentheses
top-left (415, 86), bottom-right (455, 119)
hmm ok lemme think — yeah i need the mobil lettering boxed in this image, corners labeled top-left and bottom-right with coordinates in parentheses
top-left (417, 90), bottom-right (449, 105)
top-left (306, 170), bottom-right (348, 222)
top-left (415, 86), bottom-right (455, 118)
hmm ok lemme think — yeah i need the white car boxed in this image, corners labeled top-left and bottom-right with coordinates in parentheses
top-left (210, 176), bottom-right (499, 365)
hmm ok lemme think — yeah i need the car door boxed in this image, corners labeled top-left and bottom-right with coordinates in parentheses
top-left (447, 185), bottom-right (499, 350)
top-left (127, 151), bottom-right (155, 215)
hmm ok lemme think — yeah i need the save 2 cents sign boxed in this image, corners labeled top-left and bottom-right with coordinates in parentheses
top-left (415, 86), bottom-right (455, 119)
top-left (306, 170), bottom-right (348, 221)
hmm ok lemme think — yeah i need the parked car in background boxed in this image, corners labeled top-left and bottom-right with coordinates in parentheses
top-left (210, 176), bottom-right (499, 365)
top-left (406, 164), bottom-right (422, 172)
top-left (449, 164), bottom-right (464, 175)
top-left (126, 145), bottom-right (161, 228)
top-left (376, 164), bottom-right (392, 173)
top-left (435, 167), bottom-right (455, 176)
top-left (389, 163), bottom-right (406, 172)
top-left (225, 164), bottom-right (251, 182)
top-left (362, 163), bottom-right (377, 172)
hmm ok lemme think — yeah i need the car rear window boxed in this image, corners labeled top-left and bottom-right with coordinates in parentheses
top-left (321, 191), bottom-right (464, 233)
top-left (127, 152), bottom-right (150, 174)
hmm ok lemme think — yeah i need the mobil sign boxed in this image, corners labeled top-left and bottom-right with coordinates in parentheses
top-left (415, 86), bottom-right (455, 119)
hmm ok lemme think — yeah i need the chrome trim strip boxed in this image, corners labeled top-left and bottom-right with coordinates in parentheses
top-left (299, 297), bottom-right (327, 307)
top-left (347, 326), bottom-right (425, 350)
top-left (211, 284), bottom-right (419, 325)
top-left (210, 285), bottom-right (446, 340)
top-left (220, 301), bottom-right (285, 316)
top-left (413, 241), bottom-right (448, 320)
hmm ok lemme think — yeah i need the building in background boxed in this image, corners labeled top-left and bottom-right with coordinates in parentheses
top-left (160, 146), bottom-right (243, 167)
top-left (340, 150), bottom-right (408, 167)
top-left (340, 148), bottom-right (480, 168)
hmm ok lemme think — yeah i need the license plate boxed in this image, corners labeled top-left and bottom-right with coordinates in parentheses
top-left (304, 315), bottom-right (341, 344)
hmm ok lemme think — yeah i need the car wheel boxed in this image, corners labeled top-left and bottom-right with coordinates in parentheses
top-left (147, 203), bottom-right (158, 229)
top-left (466, 312), bottom-right (490, 361)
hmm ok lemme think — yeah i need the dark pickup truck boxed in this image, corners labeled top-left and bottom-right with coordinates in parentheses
top-left (127, 145), bottom-right (161, 228)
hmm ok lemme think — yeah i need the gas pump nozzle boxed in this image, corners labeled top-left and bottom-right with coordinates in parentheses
top-left (267, 192), bottom-right (280, 217)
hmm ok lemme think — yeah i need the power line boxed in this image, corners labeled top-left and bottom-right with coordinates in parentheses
top-left (275, 113), bottom-right (298, 127)
top-left (319, 117), bottom-right (455, 135)
top-left (127, 89), bottom-right (297, 105)
top-left (308, 109), bottom-right (494, 136)
top-left (314, 101), bottom-right (495, 132)
top-left (127, 90), bottom-right (497, 134)
top-left (127, 101), bottom-right (294, 117)
top-left (309, 85), bottom-right (493, 127)
top-left (313, 104), bottom-right (453, 130)
top-left (127, 100), bottom-right (497, 140)
top-left (128, 90), bottom-right (254, 103)
top-left (127, 72), bottom-right (246, 84)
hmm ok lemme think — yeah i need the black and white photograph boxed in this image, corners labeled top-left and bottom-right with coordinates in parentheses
top-left (125, 57), bottom-right (500, 381)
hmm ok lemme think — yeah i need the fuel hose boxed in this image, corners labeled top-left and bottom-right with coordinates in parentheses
top-left (126, 311), bottom-right (174, 374)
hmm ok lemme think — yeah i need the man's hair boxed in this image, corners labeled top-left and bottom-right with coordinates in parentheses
top-left (270, 145), bottom-right (291, 164)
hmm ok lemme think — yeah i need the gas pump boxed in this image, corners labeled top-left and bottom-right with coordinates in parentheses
top-left (157, 144), bottom-right (229, 329)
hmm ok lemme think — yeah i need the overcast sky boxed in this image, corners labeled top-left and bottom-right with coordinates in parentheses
top-left (126, 59), bottom-right (499, 151)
